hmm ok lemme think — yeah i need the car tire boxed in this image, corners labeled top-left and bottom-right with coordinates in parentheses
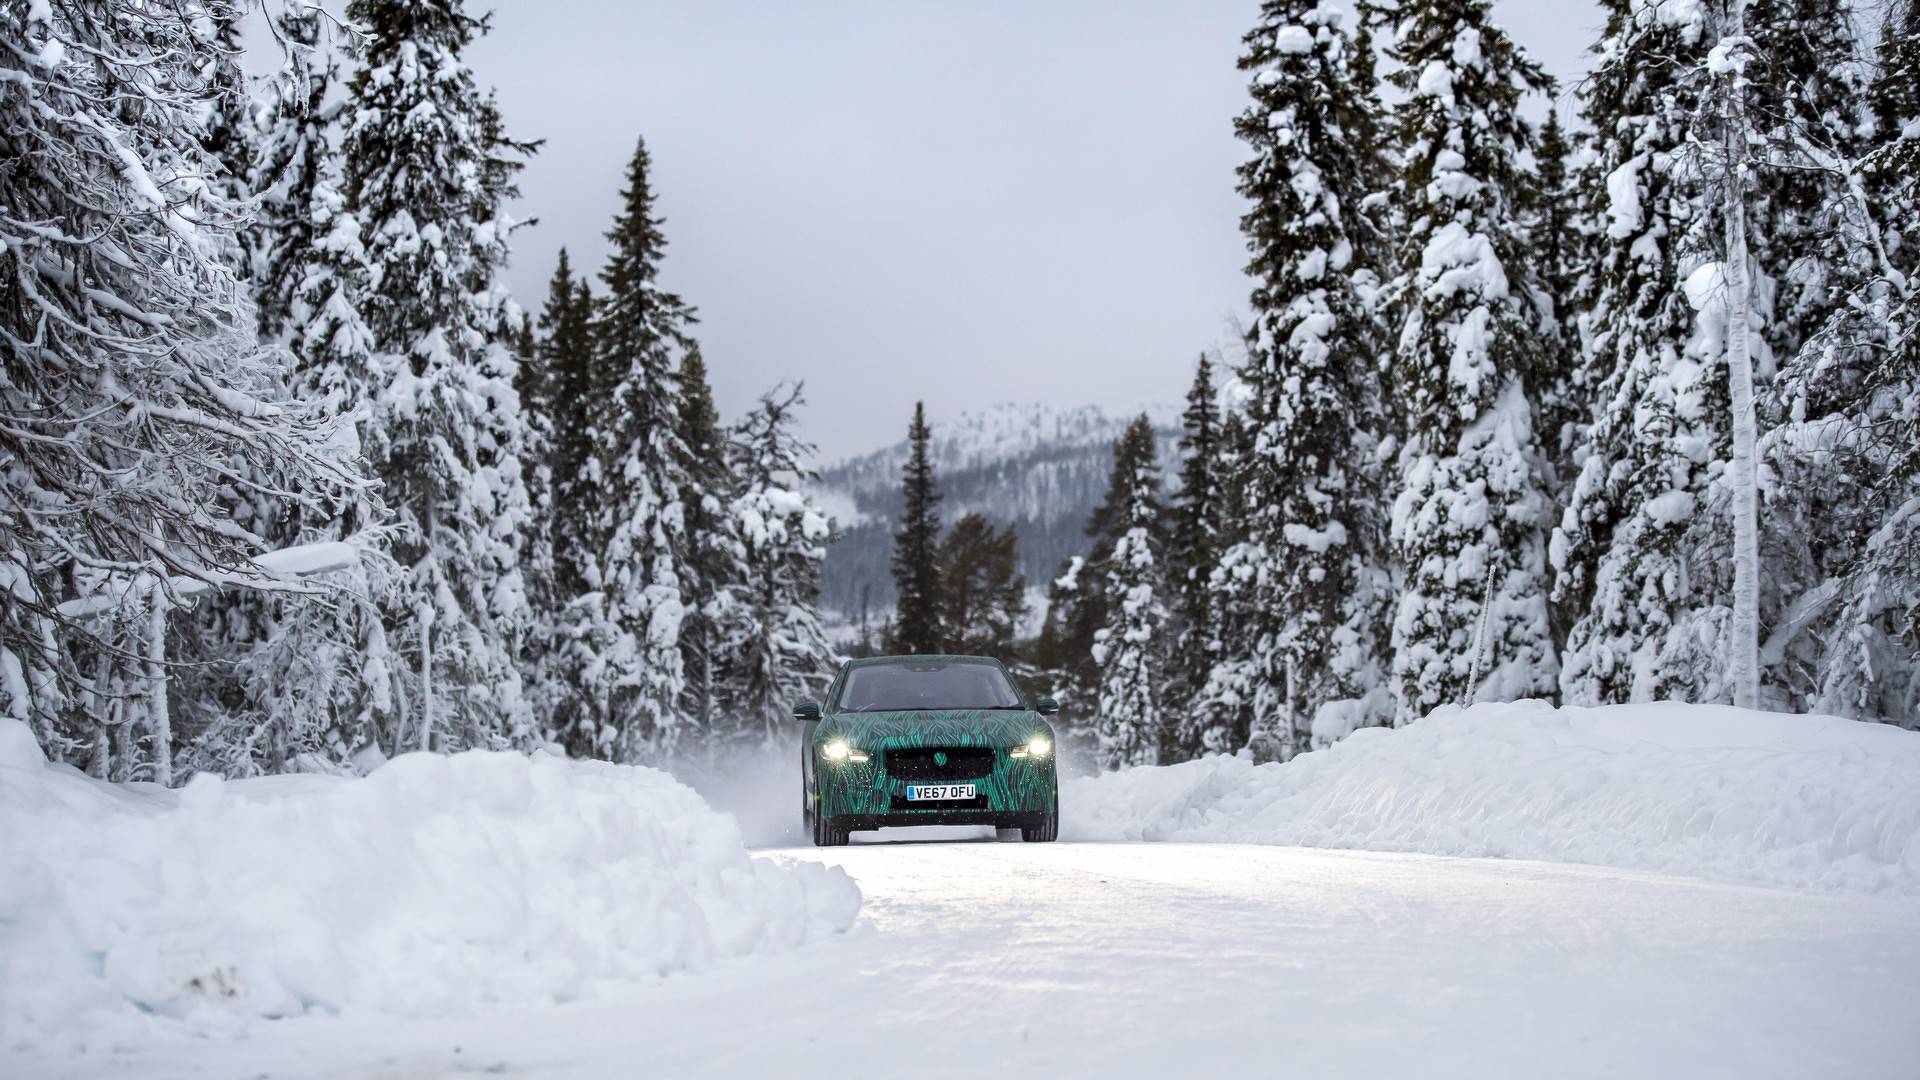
top-left (1021, 799), bottom-right (1059, 843)
top-left (812, 805), bottom-right (849, 847)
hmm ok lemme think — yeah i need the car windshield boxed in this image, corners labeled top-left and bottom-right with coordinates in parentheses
top-left (836, 662), bottom-right (1024, 713)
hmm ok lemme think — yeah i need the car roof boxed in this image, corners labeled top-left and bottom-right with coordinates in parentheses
top-left (841, 654), bottom-right (1004, 670)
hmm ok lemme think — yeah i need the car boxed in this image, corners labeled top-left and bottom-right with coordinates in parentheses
top-left (795, 654), bottom-right (1061, 847)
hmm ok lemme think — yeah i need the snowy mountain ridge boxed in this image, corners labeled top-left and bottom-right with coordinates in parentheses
top-left (810, 402), bottom-right (1183, 621)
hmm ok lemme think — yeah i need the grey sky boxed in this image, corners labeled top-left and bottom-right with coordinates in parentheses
top-left (472, 1), bottom-right (1604, 461)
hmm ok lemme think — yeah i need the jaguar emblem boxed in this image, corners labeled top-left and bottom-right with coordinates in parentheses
top-left (933, 751), bottom-right (948, 767)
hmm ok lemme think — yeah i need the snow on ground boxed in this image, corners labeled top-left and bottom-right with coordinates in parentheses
top-left (0, 721), bottom-right (858, 1056)
top-left (15, 842), bottom-right (1918, 1079)
top-left (1065, 699), bottom-right (1920, 895)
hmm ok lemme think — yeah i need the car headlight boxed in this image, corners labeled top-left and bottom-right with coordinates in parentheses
top-left (1010, 735), bottom-right (1052, 759)
top-left (821, 739), bottom-right (868, 764)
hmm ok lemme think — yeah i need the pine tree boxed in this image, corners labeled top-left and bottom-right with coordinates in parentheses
top-left (195, 4), bottom-right (253, 265)
top-left (722, 384), bottom-right (838, 741)
top-left (1092, 416), bottom-right (1168, 767)
top-left (1651, 0), bottom-right (1871, 709)
top-left (674, 344), bottom-right (739, 734)
top-left (1752, 0), bottom-right (1919, 722)
top-left (0, 0), bottom-right (374, 778)
top-left (1384, 0), bottom-right (1558, 723)
top-left (1214, 1), bottom-right (1394, 760)
top-left (340, 0), bottom-right (537, 752)
top-left (1192, 408), bottom-right (1259, 753)
top-left (534, 255), bottom-right (602, 752)
top-left (1552, 0), bottom-right (1719, 705)
top-left (248, 4), bottom-right (337, 341)
top-left (1528, 106), bottom-right (1588, 489)
top-left (888, 402), bottom-right (945, 654)
top-left (590, 136), bottom-right (700, 759)
top-left (941, 514), bottom-right (1027, 658)
top-left (1165, 355), bottom-right (1224, 755)
top-left (541, 255), bottom-right (598, 596)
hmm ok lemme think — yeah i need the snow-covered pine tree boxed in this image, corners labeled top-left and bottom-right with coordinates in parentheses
top-left (1527, 106), bottom-right (1589, 493)
top-left (1218, 0), bottom-right (1394, 759)
top-left (1092, 416), bottom-right (1168, 768)
top-left (1552, 0), bottom-right (1719, 705)
top-left (588, 136), bottom-right (702, 760)
top-left (340, 0), bottom-right (537, 752)
top-left (249, 4), bottom-right (335, 342)
top-left (1384, 0), bottom-right (1558, 723)
top-left (940, 514), bottom-right (1027, 658)
top-left (722, 384), bottom-right (838, 740)
top-left (1750, 0), bottom-right (1919, 722)
top-left (194, 3), bottom-right (253, 266)
top-left (1164, 355), bottom-right (1224, 757)
top-left (509, 302), bottom-right (558, 741)
top-left (888, 402), bottom-right (946, 654)
top-left (532, 252), bottom-right (602, 752)
top-left (674, 344), bottom-right (741, 737)
top-left (1649, 0), bottom-right (1870, 710)
top-left (0, 0), bottom-right (372, 779)
top-left (1191, 407), bottom-right (1259, 754)
top-left (539, 253), bottom-right (599, 597)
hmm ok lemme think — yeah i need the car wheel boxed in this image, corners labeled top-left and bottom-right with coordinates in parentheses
top-left (811, 805), bottom-right (849, 847)
top-left (1021, 797), bottom-right (1059, 843)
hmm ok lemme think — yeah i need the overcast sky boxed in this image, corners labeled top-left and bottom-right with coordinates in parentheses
top-left (469, 1), bottom-right (1604, 461)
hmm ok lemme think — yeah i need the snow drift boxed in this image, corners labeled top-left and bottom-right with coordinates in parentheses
top-left (1064, 701), bottom-right (1920, 895)
top-left (0, 721), bottom-right (859, 1047)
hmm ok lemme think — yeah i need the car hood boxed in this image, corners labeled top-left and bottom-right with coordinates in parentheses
top-left (819, 709), bottom-right (1051, 750)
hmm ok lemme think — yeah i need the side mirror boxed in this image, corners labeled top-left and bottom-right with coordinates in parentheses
top-left (792, 699), bottom-right (822, 722)
top-left (1034, 696), bottom-right (1059, 716)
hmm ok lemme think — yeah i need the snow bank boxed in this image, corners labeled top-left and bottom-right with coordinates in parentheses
top-left (1064, 701), bottom-right (1920, 895)
top-left (0, 721), bottom-right (859, 1048)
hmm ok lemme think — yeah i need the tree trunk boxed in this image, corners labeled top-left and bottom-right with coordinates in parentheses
top-left (1720, 0), bottom-right (1762, 710)
top-left (146, 579), bottom-right (172, 787)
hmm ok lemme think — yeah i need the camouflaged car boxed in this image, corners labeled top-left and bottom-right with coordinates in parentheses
top-left (795, 655), bottom-right (1060, 846)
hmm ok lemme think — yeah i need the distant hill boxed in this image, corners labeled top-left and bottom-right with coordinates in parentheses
top-left (812, 402), bottom-right (1182, 633)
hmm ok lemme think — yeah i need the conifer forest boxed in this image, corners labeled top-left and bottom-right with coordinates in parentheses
top-left (3, 0), bottom-right (1917, 785)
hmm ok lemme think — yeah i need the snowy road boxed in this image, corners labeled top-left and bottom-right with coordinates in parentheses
top-left (23, 840), bottom-right (1920, 1079)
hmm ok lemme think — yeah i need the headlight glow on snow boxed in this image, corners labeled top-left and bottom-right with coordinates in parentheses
top-left (1011, 735), bottom-right (1052, 759)
top-left (821, 739), bottom-right (868, 764)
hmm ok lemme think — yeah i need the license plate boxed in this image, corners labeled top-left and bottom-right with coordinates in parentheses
top-left (905, 783), bottom-right (976, 801)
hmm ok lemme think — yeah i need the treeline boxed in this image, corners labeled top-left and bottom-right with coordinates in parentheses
top-left (0, 0), bottom-right (837, 781)
top-left (885, 0), bottom-right (1920, 765)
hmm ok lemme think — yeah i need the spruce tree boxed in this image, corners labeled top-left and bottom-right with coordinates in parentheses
top-left (1193, 408), bottom-right (1258, 753)
top-left (340, 0), bottom-right (537, 752)
top-left (1384, 0), bottom-right (1558, 723)
top-left (1528, 106), bottom-right (1587, 489)
top-left (535, 256), bottom-right (601, 752)
top-left (940, 515), bottom-right (1027, 658)
top-left (591, 136), bottom-right (700, 759)
top-left (1552, 0), bottom-right (1718, 705)
top-left (674, 344), bottom-right (739, 734)
top-left (888, 402), bottom-right (945, 654)
top-left (248, 4), bottom-right (335, 341)
top-left (1092, 416), bottom-right (1168, 768)
top-left (542, 256), bottom-right (598, 596)
top-left (1217, 0), bottom-right (1394, 758)
top-left (1752, 0), bottom-right (1919, 721)
top-left (722, 384), bottom-right (838, 740)
top-left (1165, 355), bottom-right (1224, 755)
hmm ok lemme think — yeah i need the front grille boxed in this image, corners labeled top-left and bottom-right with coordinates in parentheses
top-left (884, 746), bottom-right (997, 781)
